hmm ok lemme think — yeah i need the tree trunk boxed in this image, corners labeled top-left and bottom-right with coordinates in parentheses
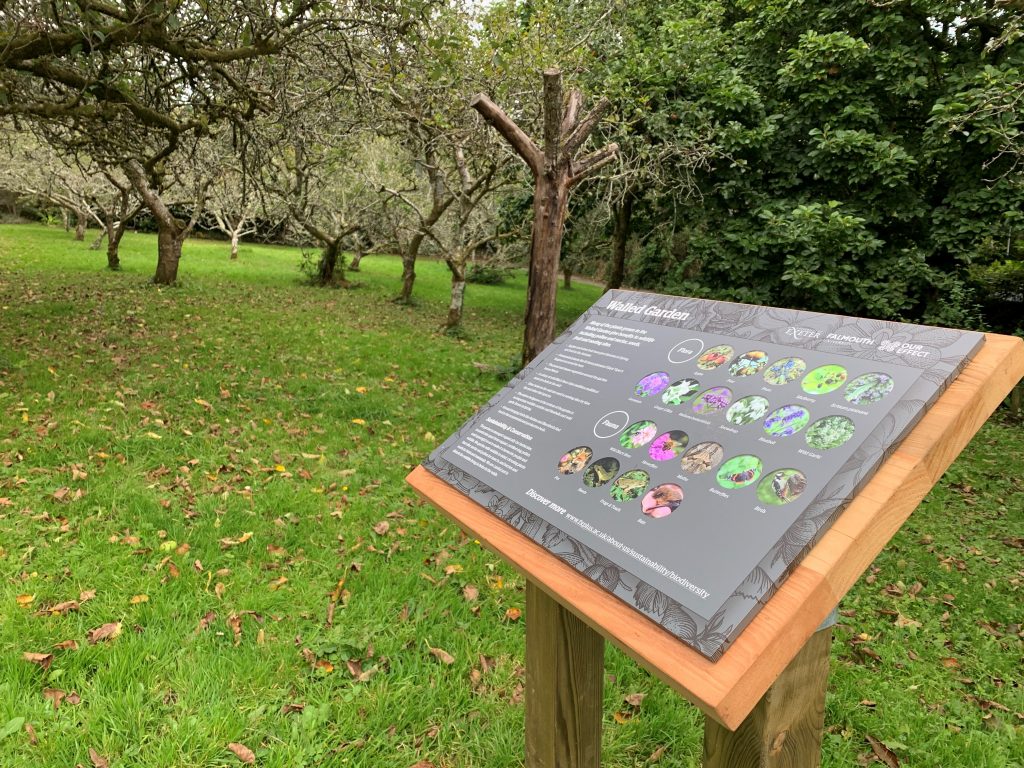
top-left (74, 210), bottom-right (87, 240)
top-left (230, 230), bottom-right (240, 260)
top-left (563, 265), bottom-right (573, 289)
top-left (349, 239), bottom-right (365, 272)
top-left (316, 239), bottom-right (345, 286)
top-left (396, 231), bottom-right (426, 303)
top-left (154, 223), bottom-right (184, 284)
top-left (62, 209), bottom-right (70, 231)
top-left (607, 190), bottom-right (634, 291)
top-left (444, 258), bottom-right (468, 331)
top-left (523, 177), bottom-right (570, 366)
top-left (107, 219), bottom-right (126, 271)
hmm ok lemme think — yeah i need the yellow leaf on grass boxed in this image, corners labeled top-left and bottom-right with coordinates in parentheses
top-left (351, 418), bottom-right (366, 426)
top-left (355, 386), bottom-right (367, 394)
top-left (16, 594), bottom-right (35, 606)
top-left (144, 432), bottom-right (162, 440)
top-left (130, 594), bottom-right (149, 605)
top-left (274, 464), bottom-right (286, 472)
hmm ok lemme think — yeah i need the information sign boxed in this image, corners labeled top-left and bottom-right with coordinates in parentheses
top-left (423, 291), bottom-right (984, 659)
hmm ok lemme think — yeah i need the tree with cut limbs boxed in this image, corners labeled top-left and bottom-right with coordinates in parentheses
top-left (472, 69), bottom-right (618, 365)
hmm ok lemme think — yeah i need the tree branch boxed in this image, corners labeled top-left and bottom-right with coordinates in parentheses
top-left (469, 93), bottom-right (542, 176)
top-left (568, 143), bottom-right (620, 187)
top-left (563, 97), bottom-right (612, 157)
top-left (543, 68), bottom-right (563, 173)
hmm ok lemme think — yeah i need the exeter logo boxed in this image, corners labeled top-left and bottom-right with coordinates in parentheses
top-left (785, 326), bottom-right (821, 341)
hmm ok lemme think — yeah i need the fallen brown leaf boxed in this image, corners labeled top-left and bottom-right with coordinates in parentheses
top-left (504, 607), bottom-right (522, 622)
top-left (87, 622), bottom-right (122, 644)
top-left (89, 748), bottom-right (110, 768)
top-left (280, 703), bottom-right (305, 715)
top-left (462, 585), bottom-right (479, 602)
top-left (43, 688), bottom-right (66, 709)
top-left (24, 722), bottom-right (37, 746)
top-left (624, 692), bottom-right (647, 708)
top-left (80, 590), bottom-right (96, 603)
top-left (227, 742), bottom-right (256, 764)
top-left (196, 610), bottom-right (217, 634)
top-left (648, 745), bottom-right (667, 762)
top-left (429, 646), bottom-right (455, 666)
top-left (23, 652), bottom-right (54, 670)
top-left (372, 520), bottom-right (390, 536)
top-left (53, 639), bottom-right (78, 651)
top-left (866, 734), bottom-right (900, 767)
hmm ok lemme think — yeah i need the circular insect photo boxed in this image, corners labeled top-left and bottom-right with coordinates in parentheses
top-left (763, 357), bottom-right (807, 386)
top-left (763, 405), bottom-right (811, 437)
top-left (757, 469), bottom-right (807, 506)
top-left (729, 350), bottom-right (769, 377)
top-left (641, 484), bottom-right (684, 519)
top-left (696, 345), bottom-right (735, 371)
top-left (619, 420), bottom-right (658, 449)
top-left (661, 377), bottom-right (701, 405)
top-left (692, 386), bottom-right (733, 415)
top-left (634, 371), bottom-right (671, 398)
top-left (844, 372), bottom-right (895, 405)
top-left (557, 446), bottom-right (593, 474)
top-left (679, 441), bottom-right (725, 474)
top-left (805, 415), bottom-right (855, 450)
top-left (610, 470), bottom-right (650, 502)
top-left (716, 455), bottom-right (763, 489)
top-left (648, 430), bottom-right (690, 461)
top-left (583, 457), bottom-right (620, 488)
top-left (801, 364), bottom-right (848, 395)
top-left (725, 395), bottom-right (770, 426)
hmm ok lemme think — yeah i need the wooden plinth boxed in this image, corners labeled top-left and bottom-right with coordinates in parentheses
top-left (408, 333), bottom-right (1024, 730)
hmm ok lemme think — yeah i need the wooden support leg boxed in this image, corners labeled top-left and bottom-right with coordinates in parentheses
top-left (525, 581), bottom-right (604, 768)
top-left (703, 627), bottom-right (833, 768)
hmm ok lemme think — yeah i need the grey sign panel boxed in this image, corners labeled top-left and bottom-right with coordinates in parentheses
top-left (423, 291), bottom-right (984, 660)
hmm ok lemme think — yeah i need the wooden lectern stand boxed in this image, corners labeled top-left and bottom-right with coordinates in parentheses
top-left (407, 333), bottom-right (1024, 767)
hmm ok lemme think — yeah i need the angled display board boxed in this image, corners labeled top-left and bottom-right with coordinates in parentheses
top-left (423, 291), bottom-right (984, 659)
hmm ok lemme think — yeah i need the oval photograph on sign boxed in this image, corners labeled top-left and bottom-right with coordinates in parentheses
top-left (583, 457), bottom-right (620, 488)
top-left (680, 441), bottom-right (725, 474)
top-left (757, 469), bottom-right (807, 505)
top-left (641, 484), bottom-right (684, 519)
top-left (763, 357), bottom-right (807, 386)
top-left (610, 470), bottom-right (650, 502)
top-left (557, 446), bottom-right (593, 474)
top-left (717, 455), bottom-right (763, 489)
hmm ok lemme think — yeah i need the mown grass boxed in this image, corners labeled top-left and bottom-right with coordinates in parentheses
top-left (0, 223), bottom-right (1021, 768)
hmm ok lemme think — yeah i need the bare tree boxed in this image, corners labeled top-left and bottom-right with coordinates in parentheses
top-left (472, 69), bottom-right (619, 365)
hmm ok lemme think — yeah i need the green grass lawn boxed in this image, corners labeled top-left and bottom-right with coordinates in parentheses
top-left (0, 224), bottom-right (1021, 767)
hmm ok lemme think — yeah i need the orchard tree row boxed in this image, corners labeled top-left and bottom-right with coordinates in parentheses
top-left (1, 0), bottom-right (1021, 341)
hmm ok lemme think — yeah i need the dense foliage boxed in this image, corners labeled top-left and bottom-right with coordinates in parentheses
top-left (601, 1), bottom-right (1023, 333)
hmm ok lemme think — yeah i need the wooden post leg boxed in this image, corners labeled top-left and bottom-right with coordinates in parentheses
top-left (525, 581), bottom-right (604, 768)
top-left (703, 628), bottom-right (833, 768)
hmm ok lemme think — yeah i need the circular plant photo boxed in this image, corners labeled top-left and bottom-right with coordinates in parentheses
top-left (725, 395), bottom-right (770, 426)
top-left (696, 345), bottom-right (735, 371)
top-left (716, 455), bottom-right (763, 489)
top-left (610, 470), bottom-right (650, 502)
top-left (641, 484), bottom-right (684, 519)
top-left (763, 405), bottom-right (811, 437)
top-left (661, 377), bottom-right (701, 405)
top-left (757, 469), bottom-right (807, 506)
top-left (648, 430), bottom-right (690, 461)
top-left (763, 357), bottom-right (807, 386)
top-left (679, 441), bottom-right (725, 474)
top-left (619, 420), bottom-right (658, 449)
top-left (801, 364), bottom-right (848, 395)
top-left (844, 372), bottom-right (895, 405)
top-left (634, 371), bottom-right (671, 398)
top-left (583, 457), bottom-right (620, 488)
top-left (557, 446), bottom-right (593, 475)
top-left (692, 386), bottom-right (733, 415)
top-left (729, 350), bottom-right (769, 377)
top-left (805, 415), bottom-right (856, 450)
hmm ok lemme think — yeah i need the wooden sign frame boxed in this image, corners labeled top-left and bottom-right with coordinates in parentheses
top-left (407, 332), bottom-right (1023, 762)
